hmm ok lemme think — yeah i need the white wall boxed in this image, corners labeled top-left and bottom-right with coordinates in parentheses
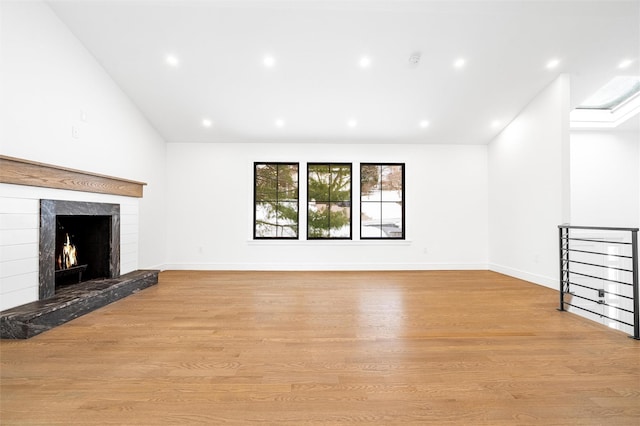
top-left (570, 129), bottom-right (640, 227)
top-left (165, 143), bottom-right (489, 270)
top-left (567, 125), bottom-right (639, 336)
top-left (0, 1), bottom-right (167, 309)
top-left (0, 2), bottom-right (166, 265)
top-left (564, 127), bottom-right (639, 336)
top-left (488, 75), bottom-right (571, 288)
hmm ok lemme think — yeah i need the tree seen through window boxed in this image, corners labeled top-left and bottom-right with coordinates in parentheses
top-left (254, 163), bottom-right (299, 239)
top-left (307, 163), bottom-right (352, 239)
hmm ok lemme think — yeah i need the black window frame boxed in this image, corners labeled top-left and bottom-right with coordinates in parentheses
top-left (360, 163), bottom-right (405, 240)
top-left (307, 162), bottom-right (353, 240)
top-left (253, 162), bottom-right (300, 240)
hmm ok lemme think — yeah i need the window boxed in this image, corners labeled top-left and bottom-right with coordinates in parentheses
top-left (360, 163), bottom-right (404, 239)
top-left (576, 76), bottom-right (640, 110)
top-left (570, 76), bottom-right (640, 128)
top-left (254, 163), bottom-right (299, 239)
top-left (307, 163), bottom-right (352, 239)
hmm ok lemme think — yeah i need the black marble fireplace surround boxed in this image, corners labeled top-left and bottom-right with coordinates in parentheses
top-left (40, 199), bottom-right (121, 298)
top-left (0, 200), bottom-right (158, 339)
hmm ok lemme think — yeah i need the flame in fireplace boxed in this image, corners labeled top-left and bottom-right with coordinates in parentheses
top-left (58, 233), bottom-right (78, 269)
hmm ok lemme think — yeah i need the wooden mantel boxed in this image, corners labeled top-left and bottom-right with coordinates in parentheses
top-left (0, 155), bottom-right (146, 198)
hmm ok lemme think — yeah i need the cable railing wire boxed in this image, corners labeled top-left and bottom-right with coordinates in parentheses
top-left (558, 225), bottom-right (639, 340)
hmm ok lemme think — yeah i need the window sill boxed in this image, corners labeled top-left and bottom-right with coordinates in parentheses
top-left (247, 239), bottom-right (412, 246)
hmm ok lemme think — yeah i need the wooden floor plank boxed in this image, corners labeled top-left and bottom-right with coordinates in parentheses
top-left (1, 270), bottom-right (639, 425)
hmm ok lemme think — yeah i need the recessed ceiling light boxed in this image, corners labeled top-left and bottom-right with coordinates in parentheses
top-left (202, 119), bottom-right (212, 128)
top-left (453, 58), bottom-right (466, 69)
top-left (419, 120), bottom-right (430, 128)
top-left (359, 56), bottom-right (371, 68)
top-left (264, 56), bottom-right (276, 68)
top-left (348, 119), bottom-right (357, 128)
top-left (491, 120), bottom-right (502, 128)
top-left (546, 59), bottom-right (560, 69)
top-left (619, 59), bottom-right (634, 69)
top-left (275, 119), bottom-right (285, 128)
top-left (165, 54), bottom-right (179, 67)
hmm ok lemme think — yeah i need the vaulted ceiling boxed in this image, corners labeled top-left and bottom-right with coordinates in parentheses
top-left (47, 0), bottom-right (639, 144)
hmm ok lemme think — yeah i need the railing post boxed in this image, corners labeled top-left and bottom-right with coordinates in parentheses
top-left (558, 226), bottom-right (565, 311)
top-left (632, 230), bottom-right (639, 340)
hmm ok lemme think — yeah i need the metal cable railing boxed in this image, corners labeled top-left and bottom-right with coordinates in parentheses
top-left (558, 225), bottom-right (639, 340)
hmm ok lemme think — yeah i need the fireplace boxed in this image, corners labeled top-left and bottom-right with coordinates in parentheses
top-left (1, 199), bottom-right (157, 339)
top-left (39, 200), bottom-right (120, 300)
top-left (55, 215), bottom-right (113, 288)
top-left (0, 157), bottom-right (159, 339)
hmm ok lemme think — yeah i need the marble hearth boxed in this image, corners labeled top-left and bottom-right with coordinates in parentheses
top-left (0, 270), bottom-right (159, 339)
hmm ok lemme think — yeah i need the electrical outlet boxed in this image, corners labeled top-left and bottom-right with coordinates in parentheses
top-left (71, 126), bottom-right (79, 139)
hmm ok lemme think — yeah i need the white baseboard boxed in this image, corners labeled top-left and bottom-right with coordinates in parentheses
top-left (139, 263), bottom-right (166, 271)
top-left (161, 262), bottom-right (489, 271)
top-left (489, 263), bottom-right (557, 289)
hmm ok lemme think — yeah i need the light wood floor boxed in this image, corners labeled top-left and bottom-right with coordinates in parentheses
top-left (1, 270), bottom-right (639, 425)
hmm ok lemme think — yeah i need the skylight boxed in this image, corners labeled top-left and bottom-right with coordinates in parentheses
top-left (577, 76), bottom-right (640, 110)
top-left (570, 75), bottom-right (640, 129)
